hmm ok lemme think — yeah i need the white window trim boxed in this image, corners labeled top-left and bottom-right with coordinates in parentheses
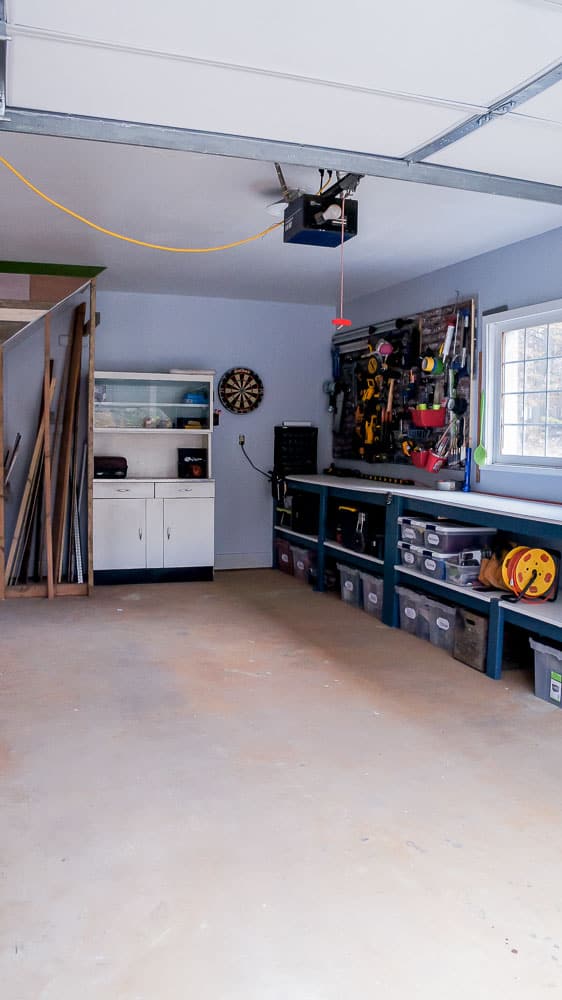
top-left (483, 297), bottom-right (562, 475)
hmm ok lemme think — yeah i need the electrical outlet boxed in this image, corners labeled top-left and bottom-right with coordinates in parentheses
top-left (238, 434), bottom-right (245, 446)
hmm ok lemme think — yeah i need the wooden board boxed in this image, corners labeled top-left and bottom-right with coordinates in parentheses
top-left (52, 302), bottom-right (86, 581)
top-left (0, 349), bottom-right (4, 600)
top-left (87, 280), bottom-right (96, 592)
top-left (43, 316), bottom-right (54, 598)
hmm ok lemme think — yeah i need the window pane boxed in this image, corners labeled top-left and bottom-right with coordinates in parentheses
top-left (548, 322), bottom-right (562, 357)
top-left (524, 425), bottom-right (546, 456)
top-left (547, 391), bottom-right (562, 423)
top-left (525, 325), bottom-right (548, 359)
top-left (503, 362), bottom-right (524, 392)
top-left (524, 393), bottom-right (546, 423)
top-left (502, 425), bottom-right (523, 455)
top-left (548, 357), bottom-right (562, 390)
top-left (503, 328), bottom-right (525, 363)
top-left (502, 393), bottom-right (524, 423)
top-left (524, 359), bottom-right (547, 392)
top-left (546, 426), bottom-right (562, 458)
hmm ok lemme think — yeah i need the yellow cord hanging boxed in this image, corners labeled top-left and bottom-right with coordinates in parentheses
top-left (0, 153), bottom-right (283, 253)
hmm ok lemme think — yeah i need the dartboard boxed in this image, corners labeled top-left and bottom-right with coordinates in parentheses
top-left (218, 368), bottom-right (264, 414)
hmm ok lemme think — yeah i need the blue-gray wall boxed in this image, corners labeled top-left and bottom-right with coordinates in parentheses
top-left (95, 291), bottom-right (332, 568)
top-left (348, 225), bottom-right (562, 502)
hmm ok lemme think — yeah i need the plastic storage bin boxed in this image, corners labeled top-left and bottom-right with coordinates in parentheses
top-left (360, 572), bottom-right (383, 619)
top-left (397, 541), bottom-right (422, 570)
top-left (337, 563), bottom-right (363, 607)
top-left (445, 562), bottom-right (481, 587)
top-left (423, 523), bottom-right (496, 553)
top-left (275, 538), bottom-right (293, 574)
top-left (291, 545), bottom-right (317, 583)
top-left (454, 608), bottom-right (488, 671)
top-left (529, 639), bottom-right (562, 707)
top-left (425, 599), bottom-right (457, 654)
top-left (398, 516), bottom-right (427, 546)
top-left (396, 586), bottom-right (425, 636)
top-left (418, 548), bottom-right (459, 581)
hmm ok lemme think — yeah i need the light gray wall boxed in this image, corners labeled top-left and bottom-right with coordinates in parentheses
top-left (347, 225), bottom-right (562, 502)
top-left (95, 291), bottom-right (332, 568)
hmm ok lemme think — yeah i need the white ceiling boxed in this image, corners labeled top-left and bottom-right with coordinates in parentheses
top-left (2, 0), bottom-right (562, 304)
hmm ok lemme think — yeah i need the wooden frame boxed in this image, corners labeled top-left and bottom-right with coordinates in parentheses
top-left (0, 276), bottom-right (96, 599)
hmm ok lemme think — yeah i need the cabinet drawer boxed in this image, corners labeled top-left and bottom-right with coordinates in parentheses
top-left (93, 480), bottom-right (155, 499)
top-left (155, 481), bottom-right (215, 499)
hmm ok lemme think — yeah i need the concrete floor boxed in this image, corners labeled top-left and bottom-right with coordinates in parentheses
top-left (1, 570), bottom-right (561, 999)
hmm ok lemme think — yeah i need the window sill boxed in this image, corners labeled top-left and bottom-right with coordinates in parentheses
top-left (480, 462), bottom-right (562, 477)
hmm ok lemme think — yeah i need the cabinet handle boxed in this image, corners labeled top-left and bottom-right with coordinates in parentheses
top-left (138, 527), bottom-right (143, 540)
top-left (167, 527), bottom-right (171, 540)
top-left (180, 487), bottom-right (193, 493)
top-left (117, 488), bottom-right (130, 493)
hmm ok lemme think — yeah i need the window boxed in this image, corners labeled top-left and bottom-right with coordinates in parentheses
top-left (485, 299), bottom-right (562, 470)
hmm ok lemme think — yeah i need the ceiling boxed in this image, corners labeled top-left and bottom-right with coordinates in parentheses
top-left (1, 0), bottom-right (562, 305)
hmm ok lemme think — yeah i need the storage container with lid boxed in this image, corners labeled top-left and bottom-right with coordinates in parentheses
top-left (417, 548), bottom-right (459, 581)
top-left (445, 562), bottom-right (481, 587)
top-left (397, 516), bottom-right (427, 546)
top-left (397, 541), bottom-right (423, 570)
top-left (359, 572), bottom-right (383, 619)
top-left (423, 523), bottom-right (496, 553)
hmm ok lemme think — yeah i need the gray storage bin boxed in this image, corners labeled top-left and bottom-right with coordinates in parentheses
top-left (360, 572), bottom-right (383, 619)
top-left (425, 599), bottom-right (457, 654)
top-left (454, 608), bottom-right (488, 671)
top-left (291, 545), bottom-right (316, 583)
top-left (418, 548), bottom-right (458, 581)
top-left (337, 563), bottom-right (363, 607)
top-left (398, 516), bottom-right (427, 546)
top-left (397, 540), bottom-right (422, 570)
top-left (423, 523), bottom-right (496, 554)
top-left (396, 586), bottom-right (423, 635)
top-left (529, 639), bottom-right (562, 707)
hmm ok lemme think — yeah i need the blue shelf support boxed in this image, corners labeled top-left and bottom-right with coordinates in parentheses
top-left (383, 494), bottom-right (403, 627)
top-left (486, 599), bottom-right (504, 680)
top-left (315, 487), bottom-right (328, 592)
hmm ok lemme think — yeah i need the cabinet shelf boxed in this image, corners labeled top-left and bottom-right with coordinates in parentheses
top-left (275, 526), bottom-right (318, 545)
top-left (95, 427), bottom-right (211, 435)
top-left (95, 401), bottom-right (207, 409)
top-left (395, 565), bottom-right (502, 604)
top-left (325, 540), bottom-right (384, 567)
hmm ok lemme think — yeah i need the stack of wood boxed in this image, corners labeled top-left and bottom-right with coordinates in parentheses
top-left (4, 302), bottom-right (88, 592)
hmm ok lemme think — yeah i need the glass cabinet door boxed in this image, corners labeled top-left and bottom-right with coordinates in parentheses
top-left (94, 376), bottom-right (211, 430)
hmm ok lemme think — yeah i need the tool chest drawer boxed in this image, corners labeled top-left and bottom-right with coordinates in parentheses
top-left (93, 481), bottom-right (155, 499)
top-left (154, 481), bottom-right (215, 499)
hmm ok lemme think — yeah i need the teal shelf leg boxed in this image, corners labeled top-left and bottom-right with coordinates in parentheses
top-left (486, 598), bottom-right (504, 680)
top-left (383, 494), bottom-right (403, 626)
top-left (315, 487), bottom-right (328, 592)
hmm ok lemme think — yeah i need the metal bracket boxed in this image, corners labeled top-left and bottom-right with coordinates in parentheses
top-left (406, 59), bottom-right (562, 163)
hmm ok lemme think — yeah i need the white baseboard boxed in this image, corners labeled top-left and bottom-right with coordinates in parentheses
top-left (215, 552), bottom-right (272, 570)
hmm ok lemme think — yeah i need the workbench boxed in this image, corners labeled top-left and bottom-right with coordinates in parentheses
top-left (274, 475), bottom-right (562, 679)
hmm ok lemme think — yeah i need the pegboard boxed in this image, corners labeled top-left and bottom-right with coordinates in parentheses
top-left (329, 298), bottom-right (475, 473)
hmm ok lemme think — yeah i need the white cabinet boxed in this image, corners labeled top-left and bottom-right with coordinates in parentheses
top-left (93, 482), bottom-right (214, 574)
top-left (93, 370), bottom-right (215, 582)
top-left (93, 498), bottom-right (146, 570)
top-left (163, 498), bottom-right (214, 568)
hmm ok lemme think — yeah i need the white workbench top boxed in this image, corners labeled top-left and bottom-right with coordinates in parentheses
top-left (287, 475), bottom-right (562, 527)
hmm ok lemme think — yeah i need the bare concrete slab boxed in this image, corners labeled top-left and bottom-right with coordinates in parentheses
top-left (1, 570), bottom-right (561, 999)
